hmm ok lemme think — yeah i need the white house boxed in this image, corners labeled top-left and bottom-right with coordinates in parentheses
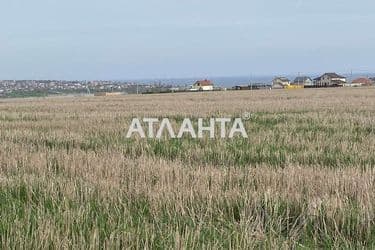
top-left (293, 76), bottom-right (313, 86)
top-left (314, 73), bottom-right (346, 87)
top-left (272, 77), bottom-right (290, 89)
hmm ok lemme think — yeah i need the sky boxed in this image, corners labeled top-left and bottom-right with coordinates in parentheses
top-left (1, 0), bottom-right (375, 80)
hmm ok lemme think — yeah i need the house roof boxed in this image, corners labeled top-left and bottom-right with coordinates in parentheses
top-left (323, 73), bottom-right (346, 79)
top-left (314, 76), bottom-right (322, 81)
top-left (293, 76), bottom-right (312, 83)
top-left (195, 79), bottom-right (213, 86)
top-left (352, 77), bottom-right (373, 84)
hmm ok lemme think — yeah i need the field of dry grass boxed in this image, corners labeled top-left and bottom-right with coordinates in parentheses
top-left (0, 87), bottom-right (375, 248)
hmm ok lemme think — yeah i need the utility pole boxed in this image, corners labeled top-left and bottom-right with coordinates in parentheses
top-left (250, 74), bottom-right (253, 90)
top-left (86, 81), bottom-right (91, 95)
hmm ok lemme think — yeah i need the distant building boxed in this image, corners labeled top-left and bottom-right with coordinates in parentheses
top-left (314, 73), bottom-right (346, 87)
top-left (94, 92), bottom-right (123, 97)
top-left (233, 85), bottom-right (251, 90)
top-left (272, 77), bottom-right (290, 89)
top-left (191, 79), bottom-right (214, 91)
top-left (346, 77), bottom-right (374, 87)
top-left (168, 87), bottom-right (181, 92)
top-left (292, 76), bottom-right (313, 86)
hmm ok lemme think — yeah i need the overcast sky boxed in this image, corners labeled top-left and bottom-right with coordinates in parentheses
top-left (1, 0), bottom-right (375, 80)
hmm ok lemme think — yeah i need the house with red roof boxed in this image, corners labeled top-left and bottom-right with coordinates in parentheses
top-left (346, 77), bottom-right (374, 87)
top-left (191, 79), bottom-right (214, 91)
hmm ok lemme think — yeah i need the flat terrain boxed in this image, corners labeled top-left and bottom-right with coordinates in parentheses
top-left (1, 88), bottom-right (375, 248)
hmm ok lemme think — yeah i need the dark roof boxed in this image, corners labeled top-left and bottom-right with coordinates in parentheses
top-left (293, 76), bottom-right (312, 83)
top-left (314, 76), bottom-right (322, 81)
top-left (323, 73), bottom-right (346, 79)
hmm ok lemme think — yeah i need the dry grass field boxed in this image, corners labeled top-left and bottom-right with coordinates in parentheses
top-left (0, 87), bottom-right (375, 248)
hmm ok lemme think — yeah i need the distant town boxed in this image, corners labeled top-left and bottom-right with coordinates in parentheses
top-left (0, 73), bottom-right (374, 98)
top-left (0, 80), bottom-right (179, 98)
